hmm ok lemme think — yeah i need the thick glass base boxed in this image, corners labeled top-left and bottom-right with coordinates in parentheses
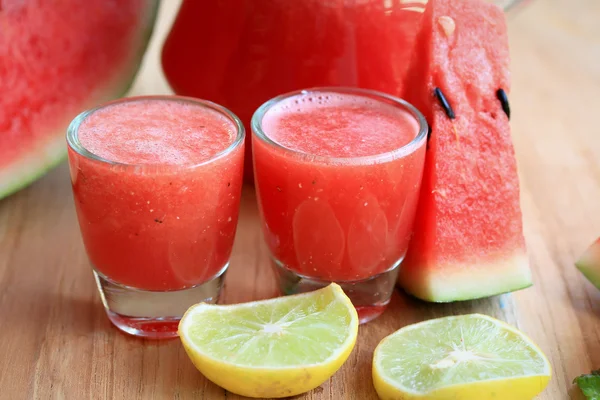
top-left (272, 258), bottom-right (401, 324)
top-left (93, 264), bottom-right (227, 339)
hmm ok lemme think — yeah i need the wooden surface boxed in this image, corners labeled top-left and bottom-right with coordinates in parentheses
top-left (1, 0), bottom-right (599, 399)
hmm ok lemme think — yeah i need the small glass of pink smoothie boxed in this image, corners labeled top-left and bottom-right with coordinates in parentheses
top-left (67, 96), bottom-right (244, 338)
top-left (252, 87), bottom-right (427, 323)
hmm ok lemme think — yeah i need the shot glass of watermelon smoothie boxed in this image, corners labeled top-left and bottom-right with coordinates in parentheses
top-left (252, 88), bottom-right (427, 323)
top-left (66, 96), bottom-right (244, 338)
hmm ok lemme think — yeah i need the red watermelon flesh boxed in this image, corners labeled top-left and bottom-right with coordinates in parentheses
top-left (0, 0), bottom-right (158, 199)
top-left (398, 0), bottom-right (532, 302)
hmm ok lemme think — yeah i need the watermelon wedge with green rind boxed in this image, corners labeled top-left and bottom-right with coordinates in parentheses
top-left (576, 239), bottom-right (600, 290)
top-left (398, 0), bottom-right (532, 302)
top-left (0, 0), bottom-right (159, 199)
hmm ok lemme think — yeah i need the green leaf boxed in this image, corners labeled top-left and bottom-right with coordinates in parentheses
top-left (574, 370), bottom-right (600, 400)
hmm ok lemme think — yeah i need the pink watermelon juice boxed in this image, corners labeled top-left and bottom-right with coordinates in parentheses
top-left (252, 88), bottom-right (427, 322)
top-left (162, 0), bottom-right (425, 182)
top-left (67, 96), bottom-right (244, 338)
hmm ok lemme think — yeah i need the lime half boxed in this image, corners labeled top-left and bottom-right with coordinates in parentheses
top-left (179, 283), bottom-right (358, 398)
top-left (373, 314), bottom-right (551, 400)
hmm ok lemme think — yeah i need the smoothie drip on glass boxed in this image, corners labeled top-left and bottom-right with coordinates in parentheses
top-left (68, 97), bottom-right (245, 338)
top-left (253, 88), bottom-right (427, 323)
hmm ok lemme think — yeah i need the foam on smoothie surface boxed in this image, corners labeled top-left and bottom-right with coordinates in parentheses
top-left (79, 99), bottom-right (237, 165)
top-left (261, 92), bottom-right (418, 158)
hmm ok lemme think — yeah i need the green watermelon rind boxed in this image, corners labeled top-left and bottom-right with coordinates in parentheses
top-left (0, 139), bottom-right (66, 200)
top-left (576, 263), bottom-right (600, 290)
top-left (0, 0), bottom-right (160, 200)
top-left (399, 253), bottom-right (533, 303)
top-left (576, 247), bottom-right (600, 290)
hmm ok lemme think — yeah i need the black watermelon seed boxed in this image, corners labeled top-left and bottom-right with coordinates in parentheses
top-left (434, 87), bottom-right (455, 119)
top-left (496, 88), bottom-right (511, 119)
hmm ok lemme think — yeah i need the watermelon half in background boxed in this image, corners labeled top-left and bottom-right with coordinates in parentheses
top-left (0, 0), bottom-right (159, 199)
top-left (576, 239), bottom-right (600, 290)
top-left (398, 0), bottom-right (532, 302)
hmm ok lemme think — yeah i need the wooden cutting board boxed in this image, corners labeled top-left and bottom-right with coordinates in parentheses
top-left (0, 0), bottom-right (598, 399)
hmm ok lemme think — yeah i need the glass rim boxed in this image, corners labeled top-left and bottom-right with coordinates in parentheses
top-left (66, 95), bottom-right (245, 169)
top-left (251, 87), bottom-right (428, 165)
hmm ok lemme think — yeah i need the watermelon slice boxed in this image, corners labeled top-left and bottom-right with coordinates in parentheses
top-left (576, 239), bottom-right (600, 290)
top-left (0, 0), bottom-right (158, 199)
top-left (398, 0), bottom-right (532, 302)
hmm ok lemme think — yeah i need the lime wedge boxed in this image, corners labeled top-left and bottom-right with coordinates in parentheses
top-left (373, 314), bottom-right (551, 400)
top-left (179, 283), bottom-right (358, 398)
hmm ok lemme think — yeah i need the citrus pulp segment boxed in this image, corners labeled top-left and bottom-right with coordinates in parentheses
top-left (178, 283), bottom-right (358, 398)
top-left (373, 314), bottom-right (551, 400)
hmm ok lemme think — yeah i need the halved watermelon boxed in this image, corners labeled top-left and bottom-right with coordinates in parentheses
top-left (0, 0), bottom-right (158, 199)
top-left (398, 0), bottom-right (532, 302)
top-left (576, 239), bottom-right (600, 290)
